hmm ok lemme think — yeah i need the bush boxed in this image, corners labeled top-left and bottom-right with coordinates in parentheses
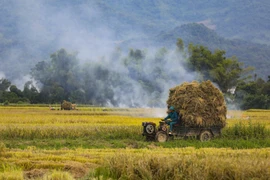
top-left (3, 100), bottom-right (9, 106)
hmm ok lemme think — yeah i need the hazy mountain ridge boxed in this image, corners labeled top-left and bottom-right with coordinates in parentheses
top-left (154, 23), bottom-right (270, 79)
top-left (121, 23), bottom-right (270, 79)
top-left (96, 0), bottom-right (270, 44)
top-left (1, 0), bottom-right (270, 42)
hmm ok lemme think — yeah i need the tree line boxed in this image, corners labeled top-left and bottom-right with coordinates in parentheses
top-left (0, 39), bottom-right (269, 109)
top-left (185, 39), bottom-right (270, 109)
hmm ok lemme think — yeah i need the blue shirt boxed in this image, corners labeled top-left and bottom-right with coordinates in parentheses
top-left (164, 111), bottom-right (178, 122)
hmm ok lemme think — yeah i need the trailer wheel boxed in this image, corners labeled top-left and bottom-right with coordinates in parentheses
top-left (199, 130), bottom-right (212, 142)
top-left (155, 131), bottom-right (168, 142)
top-left (145, 124), bottom-right (155, 135)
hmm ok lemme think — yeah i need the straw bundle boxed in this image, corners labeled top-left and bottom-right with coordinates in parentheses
top-left (61, 100), bottom-right (72, 110)
top-left (167, 80), bottom-right (226, 127)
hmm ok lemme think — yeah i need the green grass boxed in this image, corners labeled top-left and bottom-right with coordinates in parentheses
top-left (1, 121), bottom-right (269, 150)
top-left (2, 135), bottom-right (270, 150)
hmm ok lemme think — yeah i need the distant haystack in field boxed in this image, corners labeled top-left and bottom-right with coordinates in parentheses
top-left (167, 80), bottom-right (227, 127)
top-left (61, 100), bottom-right (77, 110)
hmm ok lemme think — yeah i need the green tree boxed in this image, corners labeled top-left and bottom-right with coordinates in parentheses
top-left (235, 78), bottom-right (270, 109)
top-left (242, 94), bottom-right (269, 109)
top-left (176, 38), bottom-right (184, 52)
top-left (2, 91), bottom-right (19, 103)
top-left (187, 44), bottom-right (244, 93)
top-left (23, 81), bottom-right (39, 103)
top-left (262, 81), bottom-right (270, 96)
top-left (50, 49), bottom-right (81, 99)
top-left (209, 56), bottom-right (242, 93)
top-left (0, 78), bottom-right (11, 91)
top-left (0, 78), bottom-right (11, 102)
top-left (188, 44), bottom-right (213, 78)
top-left (123, 49), bottom-right (145, 81)
top-left (9, 85), bottom-right (23, 98)
top-left (31, 49), bottom-right (81, 103)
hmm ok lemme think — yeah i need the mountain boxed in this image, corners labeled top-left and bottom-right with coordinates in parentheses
top-left (153, 23), bottom-right (270, 80)
top-left (1, 0), bottom-right (270, 43)
top-left (122, 23), bottom-right (270, 80)
top-left (95, 0), bottom-right (270, 44)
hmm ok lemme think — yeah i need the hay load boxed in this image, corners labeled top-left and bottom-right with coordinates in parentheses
top-left (167, 80), bottom-right (226, 128)
top-left (61, 100), bottom-right (72, 110)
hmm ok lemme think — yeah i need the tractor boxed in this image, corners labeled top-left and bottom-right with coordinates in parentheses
top-left (142, 118), bottom-right (222, 142)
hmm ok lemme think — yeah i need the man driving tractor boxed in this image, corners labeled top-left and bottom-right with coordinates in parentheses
top-left (163, 106), bottom-right (178, 134)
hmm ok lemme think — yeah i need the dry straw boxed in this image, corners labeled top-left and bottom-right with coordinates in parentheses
top-left (61, 100), bottom-right (72, 110)
top-left (167, 80), bottom-right (227, 127)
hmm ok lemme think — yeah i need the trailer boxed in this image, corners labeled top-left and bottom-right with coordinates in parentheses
top-left (142, 121), bottom-right (222, 142)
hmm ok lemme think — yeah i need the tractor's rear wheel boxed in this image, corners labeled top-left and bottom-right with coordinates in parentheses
top-left (199, 130), bottom-right (212, 142)
top-left (155, 131), bottom-right (168, 142)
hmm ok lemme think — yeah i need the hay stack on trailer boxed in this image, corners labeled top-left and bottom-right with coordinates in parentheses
top-left (167, 80), bottom-right (226, 127)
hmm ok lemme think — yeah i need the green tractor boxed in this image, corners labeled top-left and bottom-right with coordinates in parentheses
top-left (142, 120), bottom-right (222, 142)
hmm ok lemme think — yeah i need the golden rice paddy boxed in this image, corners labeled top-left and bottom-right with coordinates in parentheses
top-left (0, 106), bottom-right (269, 179)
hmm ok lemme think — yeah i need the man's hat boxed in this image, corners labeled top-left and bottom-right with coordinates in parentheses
top-left (169, 106), bottom-right (174, 110)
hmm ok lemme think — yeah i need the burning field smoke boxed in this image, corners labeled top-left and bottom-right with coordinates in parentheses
top-left (0, 0), bottom-right (197, 107)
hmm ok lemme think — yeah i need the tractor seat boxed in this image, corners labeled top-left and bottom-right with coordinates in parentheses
top-left (173, 122), bottom-right (181, 127)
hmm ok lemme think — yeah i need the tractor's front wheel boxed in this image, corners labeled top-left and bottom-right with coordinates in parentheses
top-left (145, 124), bottom-right (155, 135)
top-left (155, 131), bottom-right (168, 142)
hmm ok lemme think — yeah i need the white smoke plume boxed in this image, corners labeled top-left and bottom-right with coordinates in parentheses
top-left (0, 0), bottom-right (197, 107)
top-left (0, 72), bottom-right (5, 79)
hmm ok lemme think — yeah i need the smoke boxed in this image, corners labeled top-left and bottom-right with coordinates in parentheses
top-left (13, 75), bottom-right (39, 91)
top-left (0, 72), bottom-right (5, 79)
top-left (100, 47), bottom-right (197, 107)
top-left (1, 0), bottom-right (118, 82)
top-left (0, 0), bottom-right (197, 107)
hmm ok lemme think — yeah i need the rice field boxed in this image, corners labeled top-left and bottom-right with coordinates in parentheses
top-left (0, 106), bottom-right (270, 179)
